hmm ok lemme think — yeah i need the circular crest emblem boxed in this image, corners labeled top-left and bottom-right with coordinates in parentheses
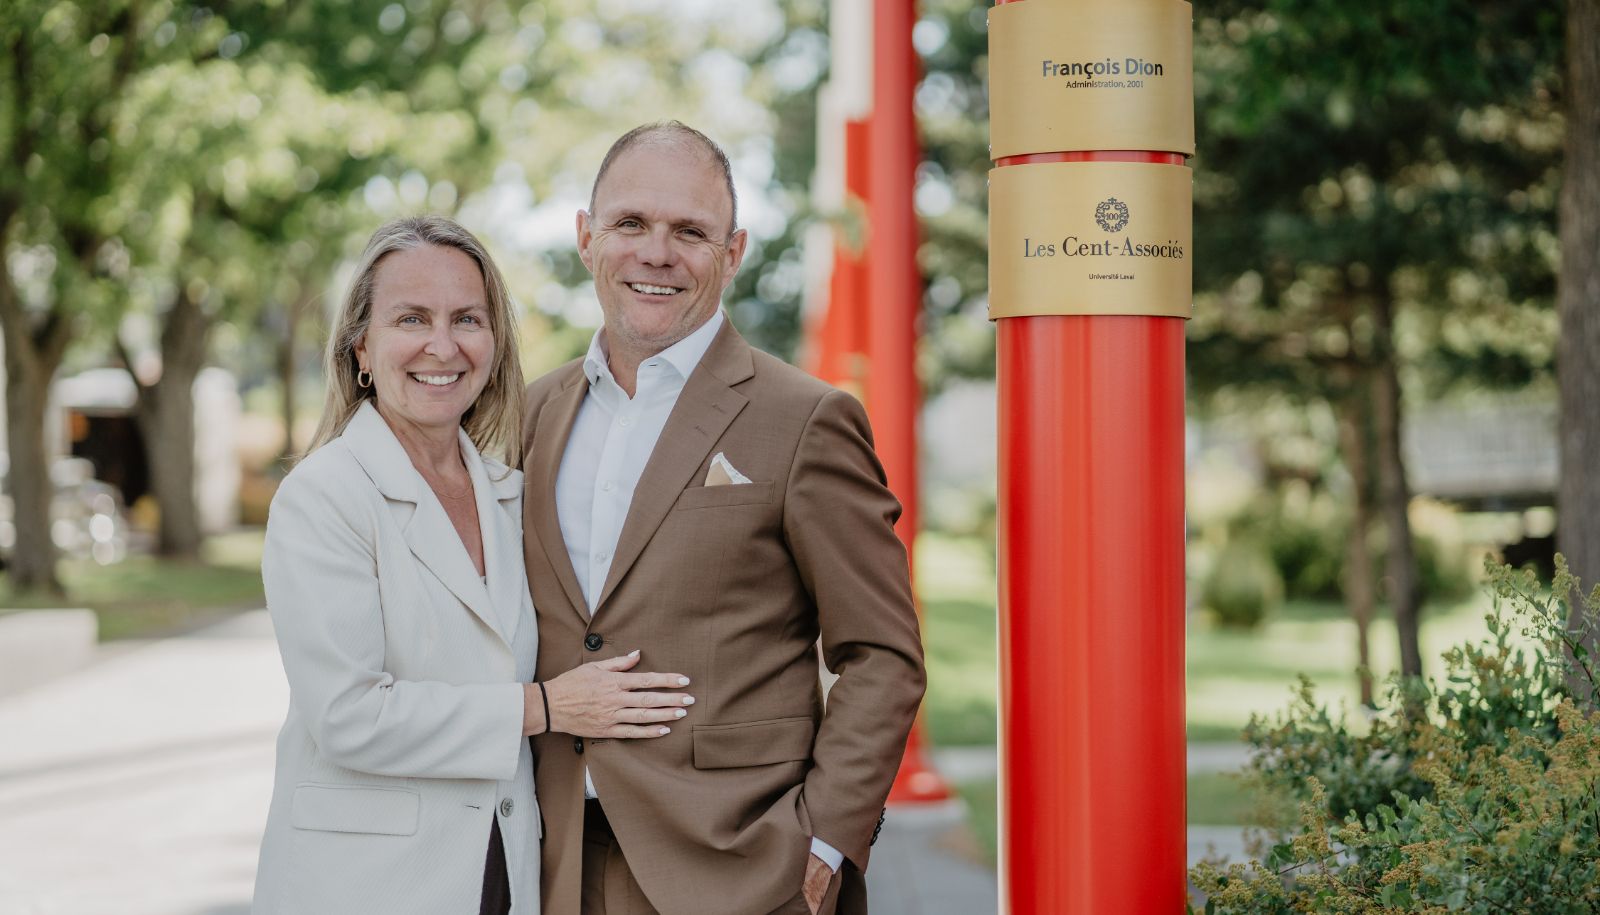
top-left (1094, 198), bottom-right (1130, 233)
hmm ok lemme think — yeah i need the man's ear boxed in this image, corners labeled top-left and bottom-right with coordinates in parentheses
top-left (721, 228), bottom-right (749, 289)
top-left (576, 210), bottom-right (595, 274)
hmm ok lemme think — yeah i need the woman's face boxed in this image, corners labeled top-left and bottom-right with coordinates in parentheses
top-left (355, 244), bottom-right (496, 440)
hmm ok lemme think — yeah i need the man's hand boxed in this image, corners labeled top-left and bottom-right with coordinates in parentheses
top-left (802, 853), bottom-right (832, 914)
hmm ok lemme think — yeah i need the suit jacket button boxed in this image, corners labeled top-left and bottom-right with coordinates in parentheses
top-left (499, 797), bottom-right (514, 817)
top-left (584, 633), bottom-right (603, 651)
top-left (573, 737), bottom-right (584, 755)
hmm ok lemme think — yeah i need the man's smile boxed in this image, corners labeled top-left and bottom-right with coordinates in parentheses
top-left (626, 282), bottom-right (683, 296)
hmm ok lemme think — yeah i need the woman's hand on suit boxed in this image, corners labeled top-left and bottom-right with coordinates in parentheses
top-left (524, 650), bottom-right (696, 738)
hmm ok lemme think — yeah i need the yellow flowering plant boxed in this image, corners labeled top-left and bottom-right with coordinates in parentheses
top-left (1191, 557), bottom-right (1600, 914)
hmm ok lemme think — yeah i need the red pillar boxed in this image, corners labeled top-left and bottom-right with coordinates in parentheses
top-left (990, 2), bottom-right (1192, 911)
top-left (865, 0), bottom-right (921, 561)
top-left (809, 121), bottom-right (871, 396)
top-left (866, 0), bottom-right (951, 805)
top-left (996, 307), bottom-right (1187, 912)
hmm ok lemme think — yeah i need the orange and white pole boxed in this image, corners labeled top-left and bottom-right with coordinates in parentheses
top-left (988, 0), bottom-right (1194, 910)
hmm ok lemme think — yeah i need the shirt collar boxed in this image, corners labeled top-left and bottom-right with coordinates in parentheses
top-left (582, 309), bottom-right (726, 389)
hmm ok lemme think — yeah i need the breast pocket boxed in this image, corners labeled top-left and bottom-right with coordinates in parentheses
top-left (673, 482), bottom-right (776, 511)
top-left (290, 783), bottom-right (420, 836)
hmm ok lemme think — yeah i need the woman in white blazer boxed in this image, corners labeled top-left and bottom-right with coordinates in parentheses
top-left (253, 217), bottom-right (695, 915)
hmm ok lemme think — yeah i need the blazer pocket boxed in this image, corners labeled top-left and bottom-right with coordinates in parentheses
top-left (692, 716), bottom-right (815, 769)
top-left (673, 481), bottom-right (775, 511)
top-left (290, 783), bottom-right (420, 836)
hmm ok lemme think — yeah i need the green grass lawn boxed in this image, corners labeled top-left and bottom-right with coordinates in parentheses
top-left (915, 531), bottom-right (1500, 867)
top-left (918, 532), bottom-right (1495, 748)
top-left (0, 529), bottom-right (267, 640)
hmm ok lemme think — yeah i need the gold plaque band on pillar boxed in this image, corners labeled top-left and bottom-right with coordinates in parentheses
top-left (989, 0), bottom-right (1195, 159)
top-left (989, 161), bottom-right (1192, 320)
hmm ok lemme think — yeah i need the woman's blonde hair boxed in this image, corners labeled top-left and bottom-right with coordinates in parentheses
top-left (307, 216), bottom-right (524, 463)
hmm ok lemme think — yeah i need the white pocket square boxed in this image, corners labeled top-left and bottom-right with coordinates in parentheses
top-left (705, 452), bottom-right (753, 487)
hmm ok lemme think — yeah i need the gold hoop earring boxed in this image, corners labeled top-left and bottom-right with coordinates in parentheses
top-left (357, 369), bottom-right (373, 389)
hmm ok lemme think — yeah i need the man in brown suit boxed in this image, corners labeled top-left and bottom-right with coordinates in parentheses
top-left (520, 121), bottom-right (926, 915)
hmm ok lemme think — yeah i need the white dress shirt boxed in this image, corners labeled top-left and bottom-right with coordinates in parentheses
top-left (553, 309), bottom-right (843, 873)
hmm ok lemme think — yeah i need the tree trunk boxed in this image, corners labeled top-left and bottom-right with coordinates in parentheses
top-left (1559, 0), bottom-right (1600, 701)
top-left (1372, 295), bottom-right (1424, 678)
top-left (125, 284), bottom-right (211, 559)
top-left (275, 288), bottom-right (315, 465)
top-left (0, 216), bottom-right (73, 595)
top-left (3, 340), bottom-right (66, 593)
top-left (1337, 381), bottom-right (1378, 707)
top-left (276, 300), bottom-right (299, 465)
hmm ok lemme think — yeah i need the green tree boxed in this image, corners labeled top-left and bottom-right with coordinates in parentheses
top-left (105, 1), bottom-right (509, 556)
top-left (0, 1), bottom-right (234, 589)
top-left (1187, 0), bottom-right (1564, 676)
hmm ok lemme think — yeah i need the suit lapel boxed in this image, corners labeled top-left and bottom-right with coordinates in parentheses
top-left (525, 371), bottom-right (591, 623)
top-left (595, 322), bottom-right (754, 612)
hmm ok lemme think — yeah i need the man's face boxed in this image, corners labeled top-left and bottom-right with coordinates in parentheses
top-left (577, 141), bottom-right (747, 358)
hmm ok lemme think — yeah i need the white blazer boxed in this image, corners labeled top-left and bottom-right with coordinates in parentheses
top-left (253, 402), bottom-right (540, 914)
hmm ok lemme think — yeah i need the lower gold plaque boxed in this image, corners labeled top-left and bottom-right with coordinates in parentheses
top-left (988, 161), bottom-right (1192, 320)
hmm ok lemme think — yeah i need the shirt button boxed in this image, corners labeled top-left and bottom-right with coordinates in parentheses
top-left (618, 416), bottom-right (633, 427)
top-left (601, 481), bottom-right (616, 492)
top-left (573, 737), bottom-right (584, 755)
top-left (596, 551), bottom-right (611, 564)
top-left (499, 797), bottom-right (514, 817)
top-left (585, 633), bottom-right (604, 651)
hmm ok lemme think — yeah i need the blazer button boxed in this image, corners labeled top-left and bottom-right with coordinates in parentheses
top-left (584, 633), bottom-right (603, 651)
top-left (573, 736), bottom-right (584, 755)
top-left (499, 797), bottom-right (514, 817)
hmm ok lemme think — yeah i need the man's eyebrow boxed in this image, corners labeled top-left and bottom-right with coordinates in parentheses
top-left (603, 209), bottom-right (719, 231)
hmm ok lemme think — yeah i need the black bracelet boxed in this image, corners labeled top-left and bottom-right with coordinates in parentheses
top-left (536, 681), bottom-right (552, 735)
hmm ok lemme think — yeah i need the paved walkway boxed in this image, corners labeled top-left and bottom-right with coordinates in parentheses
top-left (0, 612), bottom-right (1258, 914)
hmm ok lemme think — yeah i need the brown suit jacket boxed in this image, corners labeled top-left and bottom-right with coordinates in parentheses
top-left (521, 320), bottom-right (926, 915)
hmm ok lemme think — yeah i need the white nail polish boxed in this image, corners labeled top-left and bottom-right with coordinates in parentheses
top-left (682, 696), bottom-right (695, 705)
top-left (675, 709), bottom-right (687, 718)
top-left (659, 727), bottom-right (671, 735)
top-left (629, 649), bottom-right (640, 658)
top-left (677, 676), bottom-right (690, 686)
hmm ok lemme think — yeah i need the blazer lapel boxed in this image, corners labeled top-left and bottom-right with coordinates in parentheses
top-left (341, 403), bottom-right (508, 647)
top-left (595, 322), bottom-right (754, 612)
top-left (525, 371), bottom-right (591, 623)
top-left (404, 488), bottom-right (509, 647)
top-left (466, 436), bottom-right (524, 647)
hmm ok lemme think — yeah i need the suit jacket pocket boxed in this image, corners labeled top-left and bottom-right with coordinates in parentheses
top-left (290, 783), bottom-right (420, 836)
top-left (674, 481), bottom-right (775, 511)
top-left (692, 715), bottom-right (815, 769)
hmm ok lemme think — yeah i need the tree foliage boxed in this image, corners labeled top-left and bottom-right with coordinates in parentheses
top-left (1185, 0), bottom-right (1564, 676)
top-left (0, 0), bottom-right (828, 582)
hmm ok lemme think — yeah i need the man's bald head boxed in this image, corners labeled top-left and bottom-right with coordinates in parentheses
top-left (589, 121), bottom-right (739, 238)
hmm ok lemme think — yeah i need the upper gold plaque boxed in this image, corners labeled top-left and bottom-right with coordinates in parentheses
top-left (989, 0), bottom-right (1195, 159)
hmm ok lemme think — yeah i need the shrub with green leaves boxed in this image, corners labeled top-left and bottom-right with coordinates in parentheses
top-left (1204, 540), bottom-right (1286, 629)
top-left (1191, 557), bottom-right (1600, 914)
